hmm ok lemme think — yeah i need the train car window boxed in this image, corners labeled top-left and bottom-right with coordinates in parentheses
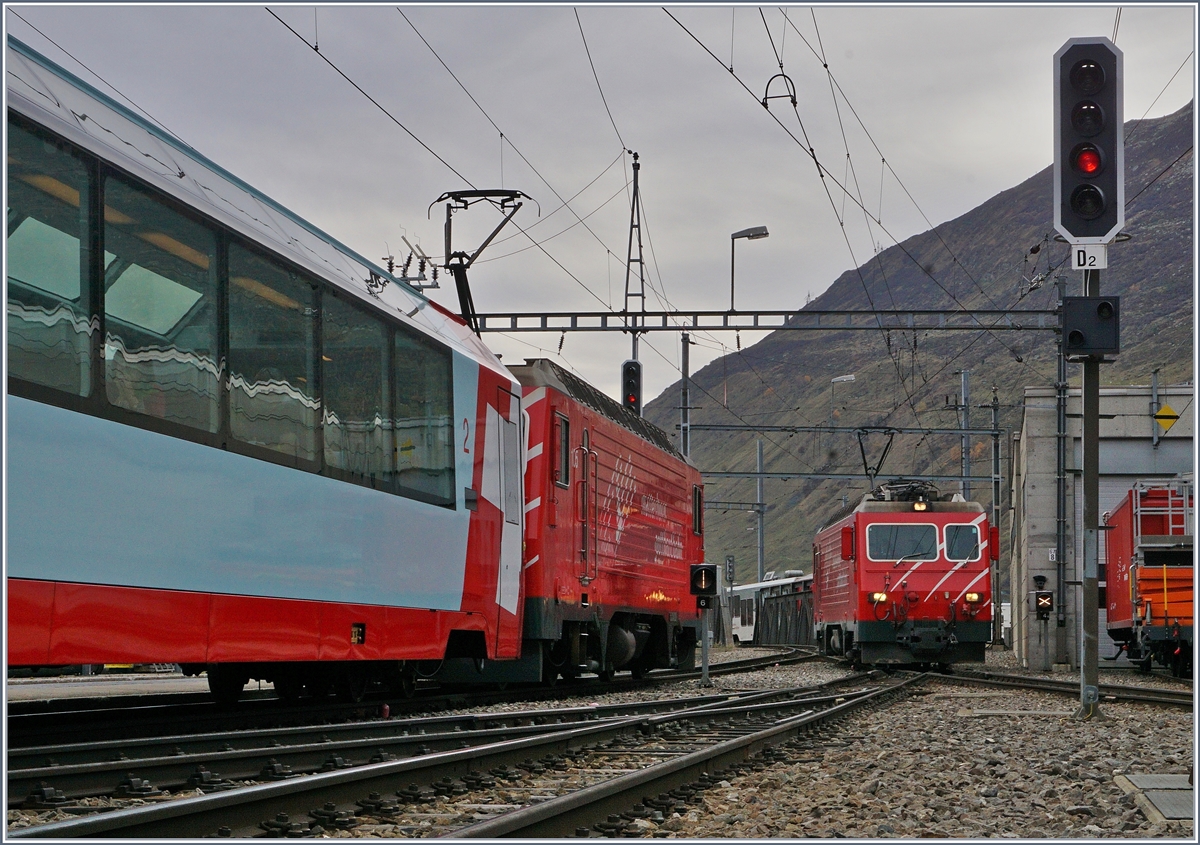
top-left (7, 116), bottom-right (94, 396)
top-left (393, 327), bottom-right (454, 505)
top-left (554, 413), bottom-right (570, 487)
top-left (102, 175), bottom-right (219, 432)
top-left (866, 524), bottom-right (937, 561)
top-left (228, 242), bottom-right (319, 463)
top-left (692, 485), bottom-right (703, 535)
top-left (322, 293), bottom-right (390, 482)
top-left (944, 524), bottom-right (982, 561)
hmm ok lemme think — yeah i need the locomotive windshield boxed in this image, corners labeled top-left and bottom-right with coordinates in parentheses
top-left (867, 524), bottom-right (937, 561)
top-left (945, 524), bottom-right (982, 561)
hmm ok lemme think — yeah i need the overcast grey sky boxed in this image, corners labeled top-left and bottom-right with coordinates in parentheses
top-left (5, 3), bottom-right (1195, 400)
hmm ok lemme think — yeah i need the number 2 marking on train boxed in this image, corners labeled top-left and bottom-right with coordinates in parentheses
top-left (463, 418), bottom-right (471, 453)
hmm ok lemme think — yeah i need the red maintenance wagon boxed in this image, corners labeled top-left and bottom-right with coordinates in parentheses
top-left (812, 480), bottom-right (997, 668)
top-left (1105, 480), bottom-right (1193, 677)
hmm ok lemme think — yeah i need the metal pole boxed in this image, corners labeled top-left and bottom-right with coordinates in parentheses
top-left (729, 239), bottom-right (736, 312)
top-left (992, 386), bottom-right (1003, 645)
top-left (961, 369), bottom-right (971, 500)
top-left (756, 439), bottom-right (765, 583)
top-left (680, 333), bottom-right (690, 458)
top-left (1077, 267), bottom-right (1102, 719)
top-left (1055, 276), bottom-right (1068, 662)
top-left (1151, 367), bottom-right (1160, 450)
top-left (700, 608), bottom-right (711, 687)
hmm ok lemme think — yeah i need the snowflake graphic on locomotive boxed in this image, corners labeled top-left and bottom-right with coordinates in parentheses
top-left (5, 40), bottom-right (702, 702)
top-left (812, 480), bottom-right (998, 670)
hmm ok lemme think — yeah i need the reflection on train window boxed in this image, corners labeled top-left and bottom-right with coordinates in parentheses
top-left (103, 176), bottom-right (218, 432)
top-left (323, 293), bottom-right (390, 482)
top-left (944, 525), bottom-right (981, 561)
top-left (6, 117), bottom-right (93, 395)
top-left (394, 328), bottom-right (454, 505)
top-left (866, 524), bottom-right (937, 561)
top-left (228, 242), bottom-right (318, 462)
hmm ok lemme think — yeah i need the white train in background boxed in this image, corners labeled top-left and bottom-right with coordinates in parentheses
top-left (730, 571), bottom-right (813, 646)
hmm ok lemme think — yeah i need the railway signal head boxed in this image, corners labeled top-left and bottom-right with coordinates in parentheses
top-left (1054, 37), bottom-right (1123, 244)
top-left (690, 563), bottom-right (718, 596)
top-left (621, 359), bottom-right (642, 415)
top-left (1035, 590), bottom-right (1054, 620)
top-left (1062, 295), bottom-right (1120, 358)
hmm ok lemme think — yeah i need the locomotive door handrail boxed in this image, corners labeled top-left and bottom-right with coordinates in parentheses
top-left (576, 437), bottom-right (599, 584)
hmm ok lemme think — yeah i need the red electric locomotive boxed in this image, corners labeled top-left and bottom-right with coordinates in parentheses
top-left (812, 480), bottom-right (997, 668)
top-left (432, 359), bottom-right (705, 686)
top-left (515, 359), bottom-right (703, 681)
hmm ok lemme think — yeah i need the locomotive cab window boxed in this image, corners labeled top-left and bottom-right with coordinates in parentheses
top-left (944, 524), bottom-right (982, 561)
top-left (554, 412), bottom-right (570, 487)
top-left (692, 485), bottom-right (703, 535)
top-left (866, 524), bottom-right (937, 562)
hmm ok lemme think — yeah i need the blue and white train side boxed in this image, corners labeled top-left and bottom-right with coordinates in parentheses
top-left (5, 38), bottom-right (526, 701)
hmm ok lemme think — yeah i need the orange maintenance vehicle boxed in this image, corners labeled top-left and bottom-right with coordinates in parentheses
top-left (1105, 480), bottom-right (1193, 678)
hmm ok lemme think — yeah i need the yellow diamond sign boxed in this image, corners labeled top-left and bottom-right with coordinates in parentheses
top-left (1153, 403), bottom-right (1180, 433)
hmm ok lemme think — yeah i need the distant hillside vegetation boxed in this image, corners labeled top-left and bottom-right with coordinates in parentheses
top-left (645, 102), bottom-right (1193, 585)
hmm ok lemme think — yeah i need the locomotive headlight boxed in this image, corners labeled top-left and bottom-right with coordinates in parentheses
top-left (870, 592), bottom-right (888, 603)
top-left (912, 499), bottom-right (928, 512)
top-left (964, 592), bottom-right (983, 603)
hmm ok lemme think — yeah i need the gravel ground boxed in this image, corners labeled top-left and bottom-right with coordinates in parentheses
top-left (8, 647), bottom-right (1193, 838)
top-left (652, 647), bottom-right (1195, 840)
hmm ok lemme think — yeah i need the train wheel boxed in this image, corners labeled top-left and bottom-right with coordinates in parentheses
top-left (207, 665), bottom-right (246, 705)
top-left (391, 669), bottom-right (416, 699)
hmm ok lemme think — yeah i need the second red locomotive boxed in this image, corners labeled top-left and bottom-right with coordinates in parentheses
top-left (812, 480), bottom-right (997, 668)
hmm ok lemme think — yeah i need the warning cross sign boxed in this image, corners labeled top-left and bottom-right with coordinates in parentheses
top-left (1154, 403), bottom-right (1180, 433)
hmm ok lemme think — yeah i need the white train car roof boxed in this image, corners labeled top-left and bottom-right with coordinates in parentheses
top-left (5, 37), bottom-right (507, 379)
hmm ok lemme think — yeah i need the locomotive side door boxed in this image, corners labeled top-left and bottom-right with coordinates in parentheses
top-left (493, 386), bottom-right (524, 656)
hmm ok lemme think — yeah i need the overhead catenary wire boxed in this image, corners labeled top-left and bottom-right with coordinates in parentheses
top-left (267, 8), bottom-right (475, 189)
top-left (8, 8), bottom-right (186, 144)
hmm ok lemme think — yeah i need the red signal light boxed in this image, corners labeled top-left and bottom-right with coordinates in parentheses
top-left (1072, 144), bottom-right (1102, 175)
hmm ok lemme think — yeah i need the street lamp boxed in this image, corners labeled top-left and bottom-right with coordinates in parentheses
top-left (830, 373), bottom-right (855, 426)
top-left (730, 226), bottom-right (769, 311)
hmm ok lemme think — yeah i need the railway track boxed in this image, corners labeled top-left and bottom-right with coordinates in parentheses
top-left (937, 668), bottom-right (1194, 709)
top-left (7, 648), bottom-right (816, 749)
top-left (8, 650), bottom-right (821, 805)
top-left (8, 670), bottom-right (900, 838)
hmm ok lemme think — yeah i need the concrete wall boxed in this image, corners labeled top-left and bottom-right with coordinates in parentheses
top-left (1010, 383), bottom-right (1193, 670)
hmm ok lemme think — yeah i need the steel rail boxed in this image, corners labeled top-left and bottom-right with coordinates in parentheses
top-left (8, 675), bottom-right (875, 838)
top-left (448, 674), bottom-right (924, 837)
top-left (7, 688), bottom-right (802, 804)
top-left (8, 648), bottom-right (808, 750)
top-left (939, 669), bottom-right (1193, 708)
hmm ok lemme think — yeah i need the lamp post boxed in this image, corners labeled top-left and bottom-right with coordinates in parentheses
top-left (830, 374), bottom-right (855, 446)
top-left (730, 226), bottom-right (769, 311)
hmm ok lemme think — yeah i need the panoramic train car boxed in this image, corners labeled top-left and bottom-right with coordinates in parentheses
top-left (1105, 480), bottom-right (1193, 677)
top-left (730, 573), bottom-right (813, 646)
top-left (6, 39), bottom-right (525, 701)
top-left (501, 359), bottom-right (704, 682)
top-left (812, 480), bottom-right (996, 668)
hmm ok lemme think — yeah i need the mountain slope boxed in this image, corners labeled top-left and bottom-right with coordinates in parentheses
top-left (645, 102), bottom-right (1194, 584)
